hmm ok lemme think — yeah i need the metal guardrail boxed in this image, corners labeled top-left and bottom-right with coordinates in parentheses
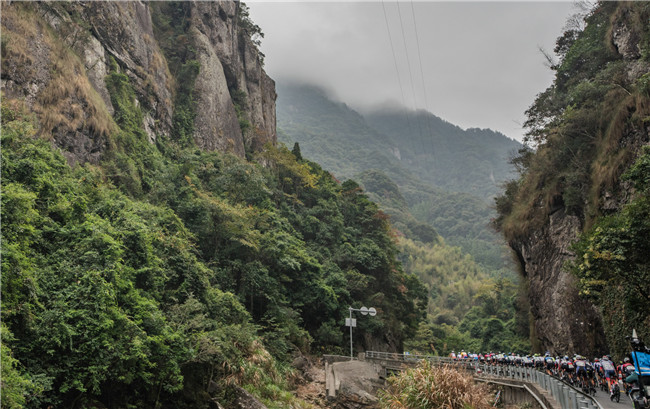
top-left (472, 363), bottom-right (603, 409)
top-left (365, 351), bottom-right (449, 362)
top-left (364, 352), bottom-right (603, 409)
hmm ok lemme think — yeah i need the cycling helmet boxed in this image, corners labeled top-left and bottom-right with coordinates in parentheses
top-left (624, 357), bottom-right (630, 363)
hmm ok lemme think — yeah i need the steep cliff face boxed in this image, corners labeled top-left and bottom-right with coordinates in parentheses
top-left (499, 2), bottom-right (650, 357)
top-left (187, 2), bottom-right (276, 155)
top-left (512, 209), bottom-right (607, 355)
top-left (1, 1), bottom-right (275, 164)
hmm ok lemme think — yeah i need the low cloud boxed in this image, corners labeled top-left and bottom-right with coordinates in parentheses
top-left (248, 1), bottom-right (576, 142)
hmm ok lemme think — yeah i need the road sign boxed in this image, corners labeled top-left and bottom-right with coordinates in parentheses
top-left (345, 318), bottom-right (357, 327)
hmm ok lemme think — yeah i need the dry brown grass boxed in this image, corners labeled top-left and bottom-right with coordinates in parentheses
top-left (500, 146), bottom-right (562, 241)
top-left (380, 361), bottom-right (492, 409)
top-left (35, 33), bottom-right (117, 140)
top-left (1, 4), bottom-right (37, 67)
top-left (225, 339), bottom-right (282, 388)
top-left (587, 91), bottom-right (650, 226)
top-left (3, 3), bottom-right (117, 140)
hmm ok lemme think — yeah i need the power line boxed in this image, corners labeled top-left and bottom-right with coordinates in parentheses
top-left (395, 0), bottom-right (427, 166)
top-left (409, 0), bottom-right (436, 162)
top-left (381, 0), bottom-right (416, 159)
top-left (396, 0), bottom-right (419, 111)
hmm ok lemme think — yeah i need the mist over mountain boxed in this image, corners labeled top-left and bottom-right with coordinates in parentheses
top-left (277, 81), bottom-right (521, 200)
top-left (276, 80), bottom-right (519, 274)
top-left (364, 108), bottom-right (521, 200)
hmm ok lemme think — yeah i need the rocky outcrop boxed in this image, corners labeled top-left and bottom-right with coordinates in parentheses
top-left (611, 7), bottom-right (641, 60)
top-left (78, 1), bottom-right (175, 143)
top-left (0, 0), bottom-right (275, 164)
top-left (232, 385), bottom-right (268, 409)
top-left (511, 209), bottom-right (607, 356)
top-left (187, 1), bottom-right (276, 156)
top-left (507, 4), bottom-right (650, 357)
top-left (326, 360), bottom-right (383, 409)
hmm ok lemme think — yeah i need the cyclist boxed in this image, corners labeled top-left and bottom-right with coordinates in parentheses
top-left (544, 353), bottom-right (555, 376)
top-left (575, 355), bottom-right (588, 386)
top-left (621, 357), bottom-right (636, 394)
top-left (593, 357), bottom-right (606, 391)
top-left (585, 359), bottom-right (597, 395)
top-left (601, 355), bottom-right (617, 397)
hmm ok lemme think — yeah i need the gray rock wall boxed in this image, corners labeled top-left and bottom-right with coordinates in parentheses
top-left (1, 0), bottom-right (275, 164)
top-left (511, 209), bottom-right (607, 356)
top-left (188, 1), bottom-right (276, 155)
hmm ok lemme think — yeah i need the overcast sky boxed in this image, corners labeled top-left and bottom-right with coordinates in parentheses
top-left (247, 1), bottom-right (580, 142)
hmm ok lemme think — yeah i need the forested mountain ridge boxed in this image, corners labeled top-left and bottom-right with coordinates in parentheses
top-left (277, 81), bottom-right (521, 200)
top-left (276, 81), bottom-right (519, 274)
top-left (1, 2), bottom-right (425, 408)
top-left (494, 1), bottom-right (650, 357)
top-left (364, 108), bottom-right (520, 200)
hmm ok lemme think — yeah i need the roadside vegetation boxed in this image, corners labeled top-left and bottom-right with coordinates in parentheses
top-left (379, 361), bottom-right (492, 409)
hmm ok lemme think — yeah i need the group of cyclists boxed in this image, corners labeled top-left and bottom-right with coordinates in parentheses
top-left (449, 350), bottom-right (640, 402)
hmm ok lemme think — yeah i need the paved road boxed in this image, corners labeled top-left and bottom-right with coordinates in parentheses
top-left (592, 386), bottom-right (633, 409)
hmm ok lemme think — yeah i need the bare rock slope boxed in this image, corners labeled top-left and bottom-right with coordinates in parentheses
top-left (1, 1), bottom-right (276, 164)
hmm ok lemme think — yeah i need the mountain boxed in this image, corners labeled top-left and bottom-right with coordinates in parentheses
top-left (276, 81), bottom-right (519, 273)
top-left (364, 108), bottom-right (520, 200)
top-left (277, 82), bottom-right (521, 199)
top-left (277, 83), bottom-right (406, 182)
top-left (494, 1), bottom-right (650, 357)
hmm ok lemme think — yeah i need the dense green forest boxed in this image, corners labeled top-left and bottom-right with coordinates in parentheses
top-left (398, 239), bottom-right (530, 355)
top-left (495, 1), bottom-right (650, 356)
top-left (1, 95), bottom-right (426, 407)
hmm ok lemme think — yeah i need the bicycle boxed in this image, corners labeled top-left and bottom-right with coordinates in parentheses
top-left (611, 382), bottom-right (621, 403)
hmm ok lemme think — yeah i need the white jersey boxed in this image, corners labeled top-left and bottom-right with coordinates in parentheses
top-left (602, 359), bottom-right (615, 371)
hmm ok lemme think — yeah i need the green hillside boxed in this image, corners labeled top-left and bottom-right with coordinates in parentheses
top-left (364, 108), bottom-right (520, 200)
top-left (276, 81), bottom-right (517, 273)
top-left (276, 81), bottom-right (530, 355)
top-left (1, 94), bottom-right (426, 408)
top-left (276, 83), bottom-right (406, 182)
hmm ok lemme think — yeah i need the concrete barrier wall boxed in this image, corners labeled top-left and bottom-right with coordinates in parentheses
top-left (477, 378), bottom-right (553, 409)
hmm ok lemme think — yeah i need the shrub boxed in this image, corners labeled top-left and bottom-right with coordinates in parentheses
top-left (379, 361), bottom-right (492, 409)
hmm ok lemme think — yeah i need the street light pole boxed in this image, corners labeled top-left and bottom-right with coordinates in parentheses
top-left (346, 306), bottom-right (377, 358)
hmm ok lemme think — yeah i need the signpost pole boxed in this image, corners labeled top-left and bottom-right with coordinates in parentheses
top-left (349, 307), bottom-right (353, 358)
top-left (346, 306), bottom-right (376, 359)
